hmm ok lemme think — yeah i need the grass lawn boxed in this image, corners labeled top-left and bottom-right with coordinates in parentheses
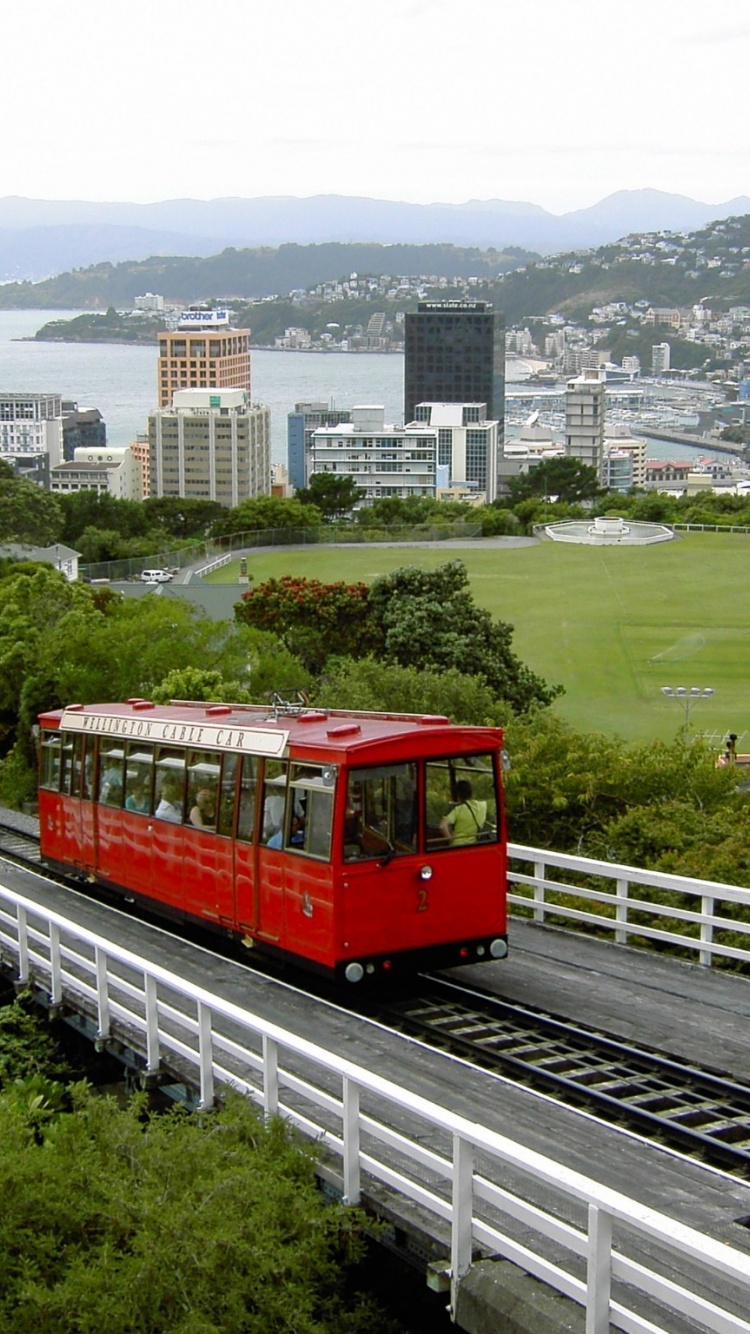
top-left (205, 534), bottom-right (750, 746)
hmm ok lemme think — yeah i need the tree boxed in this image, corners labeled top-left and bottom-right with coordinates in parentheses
top-left (58, 491), bottom-right (149, 544)
top-left (368, 560), bottom-right (561, 714)
top-left (295, 473), bottom-right (364, 521)
top-left (315, 655), bottom-right (504, 724)
top-left (501, 711), bottom-right (738, 853)
top-left (0, 1088), bottom-right (389, 1333)
top-left (235, 575), bottom-right (375, 674)
top-left (143, 495), bottom-right (225, 539)
top-left (506, 457), bottom-right (602, 505)
top-left (211, 496), bottom-right (322, 539)
top-left (0, 576), bottom-right (272, 803)
top-left (0, 473), bottom-right (62, 544)
top-left (354, 495), bottom-right (443, 528)
top-left (151, 666), bottom-right (253, 705)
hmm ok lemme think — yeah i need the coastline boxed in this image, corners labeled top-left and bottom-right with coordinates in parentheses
top-left (18, 335), bottom-right (404, 353)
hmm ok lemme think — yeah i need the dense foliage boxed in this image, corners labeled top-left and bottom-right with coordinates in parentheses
top-left (0, 563), bottom-right (308, 806)
top-left (236, 561), bottom-right (560, 712)
top-left (237, 575), bottom-right (375, 673)
top-left (0, 999), bottom-right (393, 1334)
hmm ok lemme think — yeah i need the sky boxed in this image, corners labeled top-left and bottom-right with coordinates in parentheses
top-left (4, 0), bottom-right (750, 215)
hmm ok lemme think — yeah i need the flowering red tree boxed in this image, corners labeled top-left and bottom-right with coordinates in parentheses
top-left (235, 575), bottom-right (378, 674)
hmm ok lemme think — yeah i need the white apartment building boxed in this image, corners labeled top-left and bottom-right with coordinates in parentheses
top-left (412, 402), bottom-right (500, 502)
top-left (50, 446), bottom-right (143, 500)
top-left (652, 342), bottom-right (671, 374)
top-left (565, 367), bottom-right (606, 478)
top-left (310, 405), bottom-right (437, 506)
top-left (148, 389), bottom-right (270, 506)
top-left (603, 434), bottom-right (647, 490)
top-left (0, 392), bottom-right (64, 468)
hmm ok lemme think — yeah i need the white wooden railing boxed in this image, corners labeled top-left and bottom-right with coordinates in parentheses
top-left (0, 879), bottom-right (749, 1333)
top-left (508, 842), bottom-right (750, 968)
top-left (194, 552), bottom-right (233, 578)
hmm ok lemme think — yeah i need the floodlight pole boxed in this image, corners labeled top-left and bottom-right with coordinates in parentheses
top-left (661, 686), bottom-right (714, 737)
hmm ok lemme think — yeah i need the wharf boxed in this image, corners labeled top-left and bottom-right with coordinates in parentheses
top-left (1, 834), bottom-right (750, 1331)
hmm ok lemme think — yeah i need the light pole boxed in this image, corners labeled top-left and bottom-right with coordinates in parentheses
top-left (661, 686), bottom-right (714, 736)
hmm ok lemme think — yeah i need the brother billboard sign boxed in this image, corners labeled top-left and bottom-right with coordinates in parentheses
top-left (178, 309), bottom-right (231, 328)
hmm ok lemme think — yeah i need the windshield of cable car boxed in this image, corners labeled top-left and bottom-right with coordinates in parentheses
top-left (343, 753), bottom-right (499, 861)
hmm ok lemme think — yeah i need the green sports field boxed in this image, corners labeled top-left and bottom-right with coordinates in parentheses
top-left (205, 533), bottom-right (750, 745)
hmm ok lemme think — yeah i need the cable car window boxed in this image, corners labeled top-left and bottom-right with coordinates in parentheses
top-left (154, 748), bottom-right (186, 823)
top-left (425, 754), bottom-right (498, 851)
top-left (186, 748), bottom-right (220, 831)
top-left (98, 745), bottom-right (125, 807)
top-left (261, 760), bottom-right (288, 845)
top-left (82, 738), bottom-right (94, 798)
top-left (344, 762), bottom-right (417, 862)
top-left (124, 744), bottom-right (154, 815)
top-left (40, 731), bottom-right (62, 790)
top-left (60, 732), bottom-right (84, 797)
top-left (235, 754), bottom-right (256, 842)
top-left (287, 763), bottom-right (336, 860)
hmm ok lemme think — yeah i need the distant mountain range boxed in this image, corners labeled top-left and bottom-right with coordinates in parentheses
top-left (1, 190), bottom-right (749, 282)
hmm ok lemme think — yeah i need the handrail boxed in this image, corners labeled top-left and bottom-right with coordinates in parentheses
top-left (0, 879), bottom-right (748, 1333)
top-left (507, 842), bottom-right (750, 967)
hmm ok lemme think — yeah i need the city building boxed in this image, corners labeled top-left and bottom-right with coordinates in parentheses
top-left (148, 389), bottom-right (270, 506)
top-left (412, 402), bottom-right (500, 502)
top-left (129, 435), bottom-right (152, 498)
top-left (157, 308), bottom-right (251, 408)
top-left (50, 446), bottom-right (143, 501)
top-left (62, 404), bottom-right (106, 461)
top-left (0, 392), bottom-right (64, 476)
top-left (287, 402), bottom-right (352, 491)
top-left (652, 342), bottom-right (671, 374)
top-left (404, 301), bottom-right (505, 433)
top-left (602, 434), bottom-right (647, 490)
top-left (310, 405), bottom-right (437, 507)
top-left (135, 292), bottom-right (165, 312)
top-left (565, 367), bottom-right (606, 478)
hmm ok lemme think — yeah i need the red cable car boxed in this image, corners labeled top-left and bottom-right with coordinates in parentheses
top-left (38, 699), bottom-right (508, 983)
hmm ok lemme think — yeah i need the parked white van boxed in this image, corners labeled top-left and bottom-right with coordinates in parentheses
top-left (140, 569), bottom-right (173, 583)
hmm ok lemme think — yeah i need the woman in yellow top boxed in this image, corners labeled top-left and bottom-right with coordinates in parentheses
top-left (440, 779), bottom-right (487, 846)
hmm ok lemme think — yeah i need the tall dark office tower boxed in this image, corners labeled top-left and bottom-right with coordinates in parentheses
top-left (404, 301), bottom-right (505, 429)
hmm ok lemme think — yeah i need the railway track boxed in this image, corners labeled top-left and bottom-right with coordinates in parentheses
top-left (4, 816), bottom-right (750, 1177)
top-left (376, 976), bottom-right (750, 1176)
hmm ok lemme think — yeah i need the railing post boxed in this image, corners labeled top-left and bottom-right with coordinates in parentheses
top-left (615, 877), bottom-right (629, 945)
top-left (144, 972), bottom-right (160, 1074)
top-left (700, 895), bottom-right (715, 967)
top-left (262, 1034), bottom-right (278, 1117)
top-left (342, 1077), bottom-right (361, 1206)
top-left (197, 1000), bottom-right (214, 1109)
top-left (94, 946), bottom-right (110, 1040)
top-left (49, 922), bottom-right (62, 1005)
top-left (586, 1204), bottom-right (612, 1334)
top-left (16, 903), bottom-right (28, 983)
top-left (533, 859), bottom-right (546, 922)
top-left (450, 1133), bottom-right (474, 1316)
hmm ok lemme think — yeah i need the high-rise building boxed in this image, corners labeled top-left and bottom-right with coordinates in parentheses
top-left (157, 309), bottom-right (251, 408)
top-left (412, 402), bottom-right (500, 502)
top-left (565, 367), bottom-right (606, 478)
top-left (287, 402), bottom-right (352, 490)
top-left (652, 342), bottom-right (671, 375)
top-left (148, 389), bottom-right (270, 506)
top-left (404, 301), bottom-right (505, 431)
top-left (62, 404), bottom-right (106, 461)
top-left (0, 392), bottom-right (64, 483)
top-left (310, 405), bottom-right (437, 506)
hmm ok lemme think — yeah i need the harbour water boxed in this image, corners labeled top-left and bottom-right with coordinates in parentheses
top-left (0, 310), bottom-right (404, 466)
top-left (0, 310), bottom-right (731, 469)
